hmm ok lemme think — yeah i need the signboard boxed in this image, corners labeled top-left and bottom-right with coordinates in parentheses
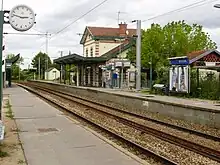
top-left (129, 72), bottom-right (136, 82)
top-left (0, 121), bottom-right (5, 141)
top-left (169, 66), bottom-right (178, 92)
top-left (124, 61), bottom-right (131, 67)
top-left (169, 57), bottom-right (189, 66)
top-left (178, 66), bottom-right (189, 93)
top-left (169, 65), bottom-right (190, 93)
top-left (115, 62), bottom-right (122, 67)
top-left (6, 62), bottom-right (12, 68)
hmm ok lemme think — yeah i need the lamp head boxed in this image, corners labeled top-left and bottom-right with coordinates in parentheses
top-left (214, 4), bottom-right (220, 8)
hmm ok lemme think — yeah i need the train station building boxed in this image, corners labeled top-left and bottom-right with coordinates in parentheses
top-left (54, 23), bottom-right (137, 88)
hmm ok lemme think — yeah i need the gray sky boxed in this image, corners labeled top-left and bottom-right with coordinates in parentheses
top-left (3, 0), bottom-right (220, 68)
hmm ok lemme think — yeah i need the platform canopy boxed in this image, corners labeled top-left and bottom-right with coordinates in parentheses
top-left (2, 53), bottom-right (20, 67)
top-left (168, 49), bottom-right (220, 70)
top-left (54, 53), bottom-right (106, 65)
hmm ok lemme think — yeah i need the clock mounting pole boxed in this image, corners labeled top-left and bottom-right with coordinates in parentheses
top-left (0, 4), bottom-right (36, 120)
top-left (0, 9), bottom-right (4, 120)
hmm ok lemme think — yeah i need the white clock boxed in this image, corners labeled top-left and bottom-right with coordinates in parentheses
top-left (9, 5), bottom-right (35, 32)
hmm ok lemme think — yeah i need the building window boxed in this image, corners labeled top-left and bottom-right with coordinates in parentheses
top-left (86, 48), bottom-right (88, 57)
top-left (90, 47), bottom-right (93, 57)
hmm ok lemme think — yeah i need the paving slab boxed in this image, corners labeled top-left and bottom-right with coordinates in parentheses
top-left (4, 86), bottom-right (142, 165)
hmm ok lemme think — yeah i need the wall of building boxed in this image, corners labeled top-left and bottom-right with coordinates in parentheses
top-left (99, 42), bottom-right (120, 56)
top-left (83, 34), bottom-right (96, 57)
top-left (83, 32), bottom-right (130, 57)
top-left (84, 43), bottom-right (96, 58)
top-left (45, 68), bottom-right (60, 80)
top-left (199, 69), bottom-right (220, 80)
top-left (84, 40), bottom-right (122, 57)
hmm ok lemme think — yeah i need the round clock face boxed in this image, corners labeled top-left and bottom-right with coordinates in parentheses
top-left (9, 5), bottom-right (35, 32)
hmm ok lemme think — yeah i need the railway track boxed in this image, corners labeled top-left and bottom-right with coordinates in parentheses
top-left (19, 82), bottom-right (220, 164)
top-left (18, 83), bottom-right (177, 165)
top-left (23, 82), bottom-right (220, 142)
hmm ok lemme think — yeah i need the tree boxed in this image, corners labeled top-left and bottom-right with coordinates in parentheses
top-left (127, 20), bottom-right (217, 82)
top-left (31, 52), bottom-right (52, 79)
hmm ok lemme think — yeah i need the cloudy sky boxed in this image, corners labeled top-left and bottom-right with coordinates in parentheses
top-left (3, 0), bottom-right (220, 68)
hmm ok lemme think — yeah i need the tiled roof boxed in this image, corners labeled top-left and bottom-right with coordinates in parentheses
top-left (87, 26), bottom-right (136, 37)
top-left (187, 50), bottom-right (207, 60)
top-left (45, 67), bottom-right (56, 72)
top-left (186, 49), bottom-right (220, 64)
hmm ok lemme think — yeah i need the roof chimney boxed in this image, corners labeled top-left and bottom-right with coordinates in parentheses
top-left (119, 22), bottom-right (127, 37)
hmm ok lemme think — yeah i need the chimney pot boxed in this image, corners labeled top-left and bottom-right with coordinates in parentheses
top-left (119, 22), bottom-right (127, 37)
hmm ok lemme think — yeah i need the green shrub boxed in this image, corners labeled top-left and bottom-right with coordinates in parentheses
top-left (190, 69), bottom-right (219, 100)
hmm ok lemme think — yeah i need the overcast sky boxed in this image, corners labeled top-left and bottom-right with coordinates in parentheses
top-left (3, 0), bottom-right (220, 68)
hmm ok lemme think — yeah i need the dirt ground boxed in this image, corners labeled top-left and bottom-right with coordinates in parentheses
top-left (0, 95), bottom-right (26, 165)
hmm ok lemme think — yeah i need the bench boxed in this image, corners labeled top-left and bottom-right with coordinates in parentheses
top-left (153, 84), bottom-right (165, 89)
top-left (153, 84), bottom-right (169, 95)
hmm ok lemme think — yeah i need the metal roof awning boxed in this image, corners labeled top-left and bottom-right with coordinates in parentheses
top-left (54, 53), bottom-right (107, 65)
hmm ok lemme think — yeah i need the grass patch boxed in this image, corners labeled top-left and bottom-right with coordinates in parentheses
top-left (18, 142), bottom-right (23, 146)
top-left (17, 159), bottom-right (25, 164)
top-left (5, 100), bottom-right (14, 119)
top-left (0, 143), bottom-right (7, 147)
top-left (11, 128), bottom-right (21, 132)
top-left (141, 89), bottom-right (150, 94)
top-left (0, 149), bottom-right (9, 158)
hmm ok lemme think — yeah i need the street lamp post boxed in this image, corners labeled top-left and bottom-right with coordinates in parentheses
top-left (18, 62), bottom-right (21, 81)
top-left (132, 20), bottom-right (142, 91)
top-left (149, 57), bottom-right (153, 90)
top-left (115, 38), bottom-right (126, 88)
top-left (38, 57), bottom-right (41, 80)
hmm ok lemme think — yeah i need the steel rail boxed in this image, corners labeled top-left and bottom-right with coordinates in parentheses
top-left (21, 83), bottom-right (220, 163)
top-left (24, 82), bottom-right (220, 142)
top-left (18, 83), bottom-right (178, 165)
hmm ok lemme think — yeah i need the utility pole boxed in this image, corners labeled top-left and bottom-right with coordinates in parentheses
top-left (38, 57), bottom-right (40, 80)
top-left (120, 40), bottom-right (123, 88)
top-left (19, 61), bottom-right (20, 81)
top-left (117, 11), bottom-right (126, 25)
top-left (45, 31), bottom-right (49, 80)
top-left (119, 39), bottom-right (124, 89)
top-left (117, 11), bottom-right (120, 25)
top-left (150, 56), bottom-right (153, 90)
top-left (45, 31), bottom-right (48, 56)
top-left (135, 20), bottom-right (142, 91)
top-left (60, 51), bottom-right (63, 82)
top-left (115, 38), bottom-right (125, 88)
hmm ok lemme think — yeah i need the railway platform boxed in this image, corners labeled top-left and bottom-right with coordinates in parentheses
top-left (3, 85), bottom-right (145, 165)
top-left (27, 80), bottom-right (220, 128)
top-left (99, 88), bottom-right (220, 111)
